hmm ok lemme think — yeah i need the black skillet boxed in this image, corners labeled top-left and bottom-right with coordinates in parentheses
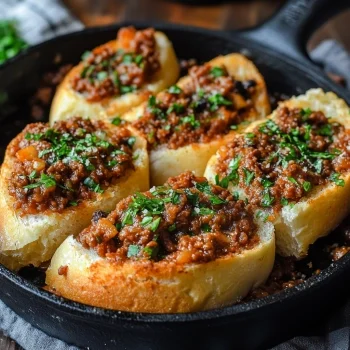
top-left (1, 0), bottom-right (350, 349)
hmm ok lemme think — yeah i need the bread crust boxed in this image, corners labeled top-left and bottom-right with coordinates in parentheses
top-left (205, 89), bottom-right (350, 258)
top-left (123, 53), bottom-right (270, 186)
top-left (0, 124), bottom-right (149, 271)
top-left (49, 31), bottom-right (180, 124)
top-left (46, 219), bottom-right (274, 313)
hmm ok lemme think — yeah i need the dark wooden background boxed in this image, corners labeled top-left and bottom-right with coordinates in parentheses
top-left (1, 1), bottom-right (350, 349)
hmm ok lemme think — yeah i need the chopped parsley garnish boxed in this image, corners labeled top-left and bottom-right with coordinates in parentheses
top-left (181, 114), bottom-right (200, 129)
top-left (28, 170), bottom-right (37, 180)
top-left (168, 223), bottom-right (176, 232)
top-left (210, 66), bottom-right (225, 77)
top-left (168, 85), bottom-right (182, 94)
top-left (261, 178), bottom-right (273, 188)
top-left (127, 245), bottom-right (140, 258)
top-left (111, 116), bottom-right (122, 126)
top-left (143, 246), bottom-right (158, 259)
top-left (208, 93), bottom-right (232, 111)
top-left (167, 102), bottom-right (184, 115)
top-left (303, 181), bottom-right (312, 192)
top-left (194, 207), bottom-right (215, 216)
top-left (83, 177), bottom-right (104, 193)
top-left (281, 197), bottom-right (289, 206)
top-left (127, 136), bottom-right (136, 147)
top-left (201, 223), bottom-right (212, 232)
top-left (243, 168), bottom-right (255, 186)
top-left (24, 173), bottom-right (56, 190)
top-left (330, 173), bottom-right (345, 187)
top-left (301, 108), bottom-right (312, 120)
top-left (261, 189), bottom-right (274, 207)
top-left (256, 211), bottom-right (269, 222)
top-left (81, 51), bottom-right (91, 60)
top-left (288, 177), bottom-right (299, 186)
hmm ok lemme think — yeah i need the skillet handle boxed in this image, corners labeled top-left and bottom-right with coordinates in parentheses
top-left (239, 0), bottom-right (350, 63)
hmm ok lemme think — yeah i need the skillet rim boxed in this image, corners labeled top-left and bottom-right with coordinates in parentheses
top-left (1, 22), bottom-right (350, 323)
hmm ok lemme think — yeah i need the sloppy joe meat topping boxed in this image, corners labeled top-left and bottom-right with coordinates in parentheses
top-left (215, 107), bottom-right (350, 211)
top-left (78, 172), bottom-right (259, 264)
top-left (71, 27), bottom-right (160, 102)
top-left (8, 117), bottom-right (135, 215)
top-left (132, 64), bottom-right (258, 150)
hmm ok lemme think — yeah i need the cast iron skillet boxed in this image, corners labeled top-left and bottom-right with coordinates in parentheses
top-left (1, 0), bottom-right (350, 349)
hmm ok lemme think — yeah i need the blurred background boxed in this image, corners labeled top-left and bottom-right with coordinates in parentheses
top-left (64, 0), bottom-right (350, 52)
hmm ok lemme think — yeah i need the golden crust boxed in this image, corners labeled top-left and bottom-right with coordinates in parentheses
top-left (46, 219), bottom-right (274, 313)
top-left (49, 31), bottom-right (180, 124)
top-left (0, 124), bottom-right (149, 271)
top-left (123, 53), bottom-right (270, 186)
top-left (205, 89), bottom-right (350, 258)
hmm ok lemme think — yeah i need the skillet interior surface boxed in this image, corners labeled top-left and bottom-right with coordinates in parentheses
top-left (1, 23), bottom-right (350, 350)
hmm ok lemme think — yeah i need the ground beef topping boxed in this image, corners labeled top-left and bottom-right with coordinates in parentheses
top-left (8, 117), bottom-right (136, 215)
top-left (132, 64), bottom-right (258, 150)
top-left (70, 27), bottom-right (160, 102)
top-left (78, 172), bottom-right (259, 264)
top-left (215, 107), bottom-right (350, 212)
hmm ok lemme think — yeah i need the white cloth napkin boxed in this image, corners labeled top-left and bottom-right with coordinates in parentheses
top-left (0, 0), bottom-right (83, 44)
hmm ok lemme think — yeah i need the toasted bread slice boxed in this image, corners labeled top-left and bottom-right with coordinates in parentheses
top-left (0, 119), bottom-right (149, 271)
top-left (46, 172), bottom-right (275, 313)
top-left (205, 89), bottom-right (350, 258)
top-left (123, 53), bottom-right (270, 186)
top-left (49, 28), bottom-right (179, 124)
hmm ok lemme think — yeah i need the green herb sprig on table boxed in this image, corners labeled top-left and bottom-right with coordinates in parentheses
top-left (0, 21), bottom-right (28, 65)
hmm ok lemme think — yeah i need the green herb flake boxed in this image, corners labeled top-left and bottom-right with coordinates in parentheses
top-left (261, 178), bottom-right (273, 188)
top-left (301, 108), bottom-right (312, 120)
top-left (111, 116), bottom-right (122, 126)
top-left (281, 197), bottom-right (289, 206)
top-left (208, 93), bottom-right (232, 111)
top-left (288, 177), bottom-right (299, 186)
top-left (243, 168), bottom-right (255, 185)
top-left (181, 114), bottom-right (200, 129)
top-left (134, 54), bottom-right (143, 66)
top-left (210, 66), bottom-right (225, 77)
top-left (168, 85), bottom-right (182, 94)
top-left (330, 173), bottom-right (345, 187)
top-left (303, 181), bottom-right (312, 192)
top-left (149, 217), bottom-right (161, 232)
top-left (83, 177), bottom-right (104, 193)
top-left (97, 71), bottom-right (108, 81)
top-left (168, 223), bottom-right (176, 232)
top-left (28, 171), bottom-right (37, 180)
top-left (127, 244), bottom-right (140, 258)
top-left (127, 136), bottom-right (136, 148)
top-left (261, 190), bottom-right (274, 207)
top-left (24, 173), bottom-right (56, 190)
top-left (201, 223), bottom-right (211, 232)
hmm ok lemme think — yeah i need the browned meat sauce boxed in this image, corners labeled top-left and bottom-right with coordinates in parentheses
top-left (71, 27), bottom-right (160, 102)
top-left (8, 117), bottom-right (135, 215)
top-left (215, 107), bottom-right (350, 212)
top-left (132, 64), bottom-right (258, 150)
top-left (78, 172), bottom-right (259, 264)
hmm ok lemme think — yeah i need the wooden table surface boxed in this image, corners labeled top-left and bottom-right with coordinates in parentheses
top-left (1, 1), bottom-right (350, 349)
